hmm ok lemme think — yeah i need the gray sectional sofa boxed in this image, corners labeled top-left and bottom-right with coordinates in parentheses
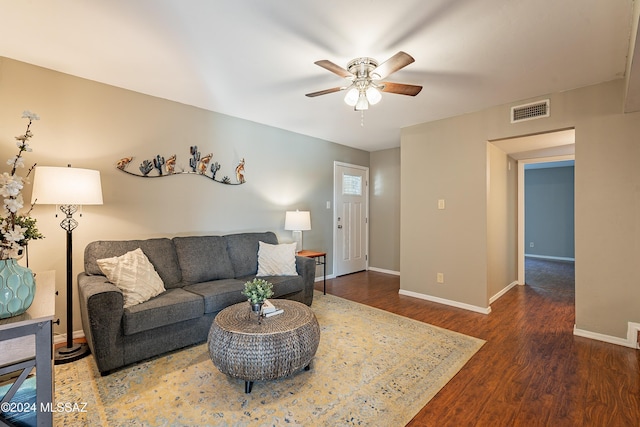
top-left (78, 231), bottom-right (315, 375)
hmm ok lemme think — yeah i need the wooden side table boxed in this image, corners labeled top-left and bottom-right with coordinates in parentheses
top-left (297, 250), bottom-right (327, 294)
top-left (0, 270), bottom-right (55, 427)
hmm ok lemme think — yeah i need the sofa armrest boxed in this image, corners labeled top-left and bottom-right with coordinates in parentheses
top-left (77, 272), bottom-right (126, 374)
top-left (295, 255), bottom-right (316, 305)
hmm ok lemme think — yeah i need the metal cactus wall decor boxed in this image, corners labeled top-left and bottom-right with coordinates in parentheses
top-left (116, 146), bottom-right (246, 185)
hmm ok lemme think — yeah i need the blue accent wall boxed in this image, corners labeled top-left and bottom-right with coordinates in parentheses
top-left (525, 165), bottom-right (575, 259)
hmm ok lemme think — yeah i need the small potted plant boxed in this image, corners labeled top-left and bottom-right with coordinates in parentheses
top-left (242, 278), bottom-right (274, 315)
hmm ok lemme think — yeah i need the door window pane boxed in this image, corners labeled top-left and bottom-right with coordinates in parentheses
top-left (343, 174), bottom-right (362, 196)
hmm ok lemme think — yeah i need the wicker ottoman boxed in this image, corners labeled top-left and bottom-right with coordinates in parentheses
top-left (208, 299), bottom-right (320, 393)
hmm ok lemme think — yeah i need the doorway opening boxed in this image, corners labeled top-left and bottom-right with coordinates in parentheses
top-left (490, 128), bottom-right (575, 292)
top-left (518, 156), bottom-right (575, 289)
top-left (522, 160), bottom-right (575, 295)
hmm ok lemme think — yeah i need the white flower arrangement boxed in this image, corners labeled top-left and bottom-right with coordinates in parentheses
top-left (0, 111), bottom-right (44, 259)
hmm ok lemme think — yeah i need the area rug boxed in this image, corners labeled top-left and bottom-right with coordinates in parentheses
top-left (54, 293), bottom-right (484, 426)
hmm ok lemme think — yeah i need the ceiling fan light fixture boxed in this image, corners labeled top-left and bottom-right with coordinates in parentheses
top-left (366, 86), bottom-right (382, 105)
top-left (344, 87), bottom-right (359, 106)
top-left (307, 51), bottom-right (422, 115)
top-left (355, 92), bottom-right (369, 111)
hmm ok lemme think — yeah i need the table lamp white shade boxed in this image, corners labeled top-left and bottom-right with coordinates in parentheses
top-left (285, 210), bottom-right (311, 252)
top-left (31, 166), bottom-right (103, 205)
top-left (284, 210), bottom-right (311, 231)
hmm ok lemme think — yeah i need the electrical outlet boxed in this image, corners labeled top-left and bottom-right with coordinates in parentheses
top-left (437, 273), bottom-right (444, 283)
top-left (437, 199), bottom-right (445, 210)
top-left (529, 242), bottom-right (534, 248)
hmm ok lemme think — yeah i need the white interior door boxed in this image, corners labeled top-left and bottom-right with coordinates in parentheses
top-left (334, 162), bottom-right (368, 276)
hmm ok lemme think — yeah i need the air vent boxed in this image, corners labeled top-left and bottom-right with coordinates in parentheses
top-left (511, 99), bottom-right (550, 123)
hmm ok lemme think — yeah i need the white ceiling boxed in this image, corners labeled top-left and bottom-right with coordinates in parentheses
top-left (0, 0), bottom-right (637, 152)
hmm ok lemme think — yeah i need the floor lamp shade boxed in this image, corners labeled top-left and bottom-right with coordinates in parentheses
top-left (31, 166), bottom-right (103, 205)
top-left (30, 165), bottom-right (103, 364)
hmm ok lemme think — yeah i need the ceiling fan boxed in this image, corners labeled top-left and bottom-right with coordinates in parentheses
top-left (305, 51), bottom-right (422, 111)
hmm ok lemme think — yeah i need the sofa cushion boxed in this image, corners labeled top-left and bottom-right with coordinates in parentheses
top-left (257, 241), bottom-right (298, 276)
top-left (238, 275), bottom-right (304, 299)
top-left (172, 236), bottom-right (235, 284)
top-left (123, 288), bottom-right (204, 336)
top-left (97, 248), bottom-right (166, 308)
top-left (183, 279), bottom-right (247, 314)
top-left (84, 239), bottom-right (183, 288)
top-left (225, 232), bottom-right (279, 278)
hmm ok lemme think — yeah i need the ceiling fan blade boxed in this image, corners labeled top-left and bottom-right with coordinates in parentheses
top-left (380, 82), bottom-right (423, 96)
top-left (314, 60), bottom-right (352, 78)
top-left (305, 87), bottom-right (345, 97)
top-left (372, 51), bottom-right (415, 80)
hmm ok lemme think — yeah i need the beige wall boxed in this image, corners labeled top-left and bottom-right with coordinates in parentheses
top-left (575, 112), bottom-right (640, 337)
top-left (402, 78), bottom-right (640, 339)
top-left (0, 57), bottom-right (370, 336)
top-left (487, 144), bottom-right (518, 299)
top-left (369, 148), bottom-right (400, 272)
top-left (402, 112), bottom-right (489, 309)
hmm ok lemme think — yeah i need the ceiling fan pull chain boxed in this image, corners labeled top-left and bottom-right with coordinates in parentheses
top-left (361, 110), bottom-right (365, 127)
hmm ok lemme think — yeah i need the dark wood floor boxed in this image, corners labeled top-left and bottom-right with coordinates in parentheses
top-left (315, 268), bottom-right (640, 427)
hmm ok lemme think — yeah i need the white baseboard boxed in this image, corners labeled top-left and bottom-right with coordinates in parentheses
top-left (525, 254), bottom-right (575, 262)
top-left (53, 330), bottom-right (86, 345)
top-left (398, 289), bottom-right (491, 314)
top-left (628, 322), bottom-right (640, 349)
top-left (367, 267), bottom-right (400, 276)
top-left (489, 281), bottom-right (520, 304)
top-left (573, 323), bottom-right (640, 349)
top-left (316, 268), bottom-right (400, 280)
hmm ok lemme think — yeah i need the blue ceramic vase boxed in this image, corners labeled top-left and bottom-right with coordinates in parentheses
top-left (0, 259), bottom-right (36, 319)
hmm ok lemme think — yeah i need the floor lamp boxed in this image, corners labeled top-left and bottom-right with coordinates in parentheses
top-left (31, 165), bottom-right (103, 364)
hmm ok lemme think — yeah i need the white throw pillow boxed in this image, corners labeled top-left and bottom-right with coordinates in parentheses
top-left (257, 241), bottom-right (297, 276)
top-left (97, 248), bottom-right (166, 308)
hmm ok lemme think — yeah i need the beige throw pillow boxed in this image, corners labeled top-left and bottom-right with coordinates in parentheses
top-left (97, 248), bottom-right (166, 308)
top-left (257, 241), bottom-right (297, 276)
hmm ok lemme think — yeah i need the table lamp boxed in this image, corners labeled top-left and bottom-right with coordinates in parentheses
top-left (31, 165), bottom-right (103, 364)
top-left (284, 210), bottom-right (311, 252)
